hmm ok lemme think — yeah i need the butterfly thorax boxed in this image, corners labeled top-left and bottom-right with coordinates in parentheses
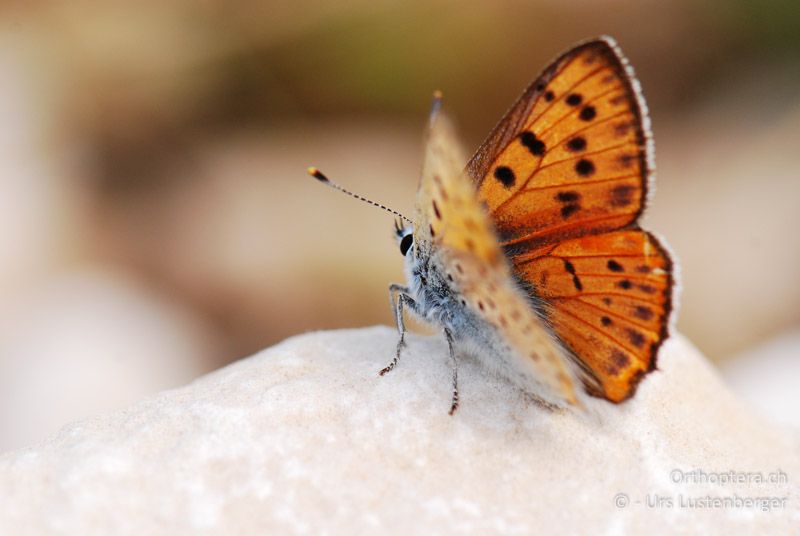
top-left (405, 239), bottom-right (515, 361)
top-left (404, 237), bottom-right (588, 408)
top-left (404, 239), bottom-right (454, 326)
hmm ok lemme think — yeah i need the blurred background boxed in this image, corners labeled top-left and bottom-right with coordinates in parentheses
top-left (1, 1), bottom-right (798, 451)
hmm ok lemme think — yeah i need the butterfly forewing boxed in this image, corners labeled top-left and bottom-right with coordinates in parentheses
top-left (417, 114), bottom-right (501, 267)
top-left (465, 36), bottom-right (674, 402)
top-left (469, 38), bottom-right (649, 253)
top-left (418, 112), bottom-right (581, 405)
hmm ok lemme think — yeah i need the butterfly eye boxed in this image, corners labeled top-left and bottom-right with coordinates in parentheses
top-left (399, 234), bottom-right (414, 256)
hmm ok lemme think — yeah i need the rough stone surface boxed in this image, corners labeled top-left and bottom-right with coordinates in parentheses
top-left (0, 327), bottom-right (797, 534)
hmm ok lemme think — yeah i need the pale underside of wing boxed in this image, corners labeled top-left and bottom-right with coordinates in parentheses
top-left (415, 111), bottom-right (501, 266)
top-left (416, 110), bottom-right (581, 405)
top-left (436, 248), bottom-right (581, 406)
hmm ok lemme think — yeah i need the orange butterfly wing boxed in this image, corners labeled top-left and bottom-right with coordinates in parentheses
top-left (466, 37), bottom-right (675, 402)
top-left (517, 231), bottom-right (673, 402)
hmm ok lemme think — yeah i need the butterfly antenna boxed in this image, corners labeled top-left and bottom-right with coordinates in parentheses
top-left (307, 167), bottom-right (412, 223)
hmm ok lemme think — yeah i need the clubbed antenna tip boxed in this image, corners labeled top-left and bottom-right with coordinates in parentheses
top-left (307, 167), bottom-right (328, 183)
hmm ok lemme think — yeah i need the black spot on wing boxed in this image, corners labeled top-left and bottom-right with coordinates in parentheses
top-left (607, 349), bottom-right (630, 375)
top-left (618, 153), bottom-right (637, 169)
top-left (579, 105), bottom-right (597, 121)
top-left (609, 184), bottom-right (635, 207)
top-left (625, 328), bottom-right (646, 348)
top-left (613, 350), bottom-right (629, 367)
top-left (494, 166), bottom-right (516, 187)
top-left (563, 259), bottom-right (583, 291)
top-left (566, 136), bottom-right (587, 152)
top-left (519, 131), bottom-right (546, 156)
top-left (614, 122), bottom-right (632, 136)
top-left (560, 204), bottom-right (580, 219)
top-left (638, 283), bottom-right (657, 295)
top-left (572, 275), bottom-right (583, 291)
top-left (555, 191), bottom-right (581, 203)
top-left (575, 159), bottom-right (595, 177)
top-left (555, 190), bottom-right (582, 219)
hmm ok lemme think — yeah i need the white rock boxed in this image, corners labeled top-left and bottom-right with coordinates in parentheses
top-left (0, 327), bottom-right (797, 534)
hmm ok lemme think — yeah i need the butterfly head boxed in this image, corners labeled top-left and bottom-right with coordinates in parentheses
top-left (394, 219), bottom-right (415, 257)
top-left (394, 217), bottom-right (436, 297)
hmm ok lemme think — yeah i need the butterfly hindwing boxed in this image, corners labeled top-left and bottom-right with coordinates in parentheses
top-left (517, 231), bottom-right (673, 401)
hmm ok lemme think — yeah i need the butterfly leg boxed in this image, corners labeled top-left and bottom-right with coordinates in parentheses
top-left (380, 284), bottom-right (413, 376)
top-left (444, 328), bottom-right (460, 415)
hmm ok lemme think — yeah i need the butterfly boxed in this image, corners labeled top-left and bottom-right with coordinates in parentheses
top-left (309, 36), bottom-right (675, 414)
